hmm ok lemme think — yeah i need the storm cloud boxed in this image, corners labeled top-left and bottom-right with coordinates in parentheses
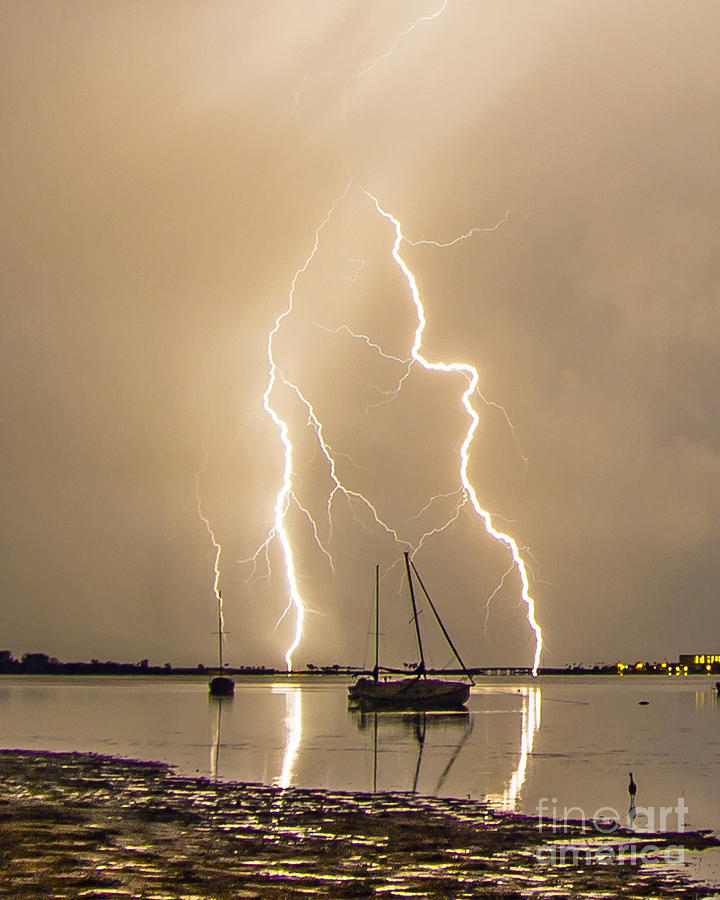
top-left (2, 0), bottom-right (719, 668)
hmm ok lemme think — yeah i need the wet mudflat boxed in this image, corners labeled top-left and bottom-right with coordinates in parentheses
top-left (0, 750), bottom-right (718, 899)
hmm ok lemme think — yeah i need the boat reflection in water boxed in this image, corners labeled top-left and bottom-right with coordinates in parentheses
top-left (352, 709), bottom-right (473, 795)
top-left (209, 694), bottom-right (233, 780)
top-left (352, 685), bottom-right (541, 807)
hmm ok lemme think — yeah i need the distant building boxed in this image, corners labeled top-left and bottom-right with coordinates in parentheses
top-left (616, 654), bottom-right (720, 676)
top-left (679, 654), bottom-right (720, 672)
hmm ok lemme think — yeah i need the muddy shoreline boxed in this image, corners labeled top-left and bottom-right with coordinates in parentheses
top-left (0, 749), bottom-right (718, 898)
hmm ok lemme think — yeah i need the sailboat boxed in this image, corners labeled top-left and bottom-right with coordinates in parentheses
top-left (209, 590), bottom-right (234, 696)
top-left (348, 552), bottom-right (473, 711)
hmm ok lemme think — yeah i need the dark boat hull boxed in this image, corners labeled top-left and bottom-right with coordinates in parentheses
top-left (209, 675), bottom-right (235, 696)
top-left (348, 677), bottom-right (469, 711)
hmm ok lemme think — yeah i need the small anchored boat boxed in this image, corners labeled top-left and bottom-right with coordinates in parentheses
top-left (348, 552), bottom-right (473, 711)
top-left (209, 591), bottom-right (234, 697)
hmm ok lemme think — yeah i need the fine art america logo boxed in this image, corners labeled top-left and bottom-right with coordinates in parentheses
top-left (535, 797), bottom-right (689, 865)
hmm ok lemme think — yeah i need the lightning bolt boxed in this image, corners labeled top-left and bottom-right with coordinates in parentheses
top-left (351, 0), bottom-right (449, 81)
top-left (406, 209), bottom-right (515, 248)
top-left (195, 448), bottom-right (225, 664)
top-left (294, 2), bottom-right (451, 124)
top-left (483, 562), bottom-right (516, 634)
top-left (314, 321), bottom-right (413, 411)
top-left (366, 192), bottom-right (543, 675)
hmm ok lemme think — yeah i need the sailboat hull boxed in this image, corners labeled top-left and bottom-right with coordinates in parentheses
top-left (209, 675), bottom-right (235, 696)
top-left (348, 677), bottom-right (469, 711)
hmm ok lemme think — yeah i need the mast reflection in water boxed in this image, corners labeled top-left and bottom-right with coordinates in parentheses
top-left (352, 710), bottom-right (473, 795)
top-left (351, 686), bottom-right (542, 808)
top-left (209, 694), bottom-right (233, 780)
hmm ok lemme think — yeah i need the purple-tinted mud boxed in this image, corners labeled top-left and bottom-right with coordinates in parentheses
top-left (0, 749), bottom-right (718, 898)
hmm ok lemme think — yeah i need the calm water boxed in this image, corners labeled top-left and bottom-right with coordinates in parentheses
top-left (1, 674), bottom-right (719, 835)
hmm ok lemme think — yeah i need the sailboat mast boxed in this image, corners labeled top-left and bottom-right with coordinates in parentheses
top-left (217, 590), bottom-right (223, 672)
top-left (373, 564), bottom-right (380, 683)
top-left (403, 551), bottom-right (426, 677)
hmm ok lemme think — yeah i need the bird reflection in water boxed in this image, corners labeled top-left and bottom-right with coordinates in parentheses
top-left (352, 709), bottom-right (472, 795)
top-left (209, 694), bottom-right (233, 780)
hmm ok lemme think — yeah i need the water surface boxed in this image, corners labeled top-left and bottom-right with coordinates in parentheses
top-left (1, 673), bottom-right (719, 835)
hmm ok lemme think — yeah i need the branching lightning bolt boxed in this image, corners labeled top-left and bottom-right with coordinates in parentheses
top-left (314, 322), bottom-right (413, 409)
top-left (406, 208), bottom-right (515, 248)
top-left (367, 192), bottom-right (543, 675)
top-left (483, 562), bottom-right (516, 634)
top-left (254, 186), bottom-right (543, 674)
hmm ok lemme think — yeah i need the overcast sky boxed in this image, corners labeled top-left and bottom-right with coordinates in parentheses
top-left (2, 0), bottom-right (719, 669)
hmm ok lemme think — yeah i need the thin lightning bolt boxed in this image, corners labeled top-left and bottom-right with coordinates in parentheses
top-left (407, 489), bottom-right (465, 523)
top-left (337, 258), bottom-right (366, 283)
top-left (338, 1), bottom-right (450, 120)
top-left (366, 192), bottom-right (543, 676)
top-left (352, 0), bottom-right (449, 80)
top-left (483, 562), bottom-right (516, 634)
top-left (195, 449), bottom-right (225, 662)
top-left (315, 322), bottom-right (410, 366)
top-left (314, 322), bottom-right (414, 410)
top-left (407, 209), bottom-right (515, 248)
top-left (293, 3), bottom-right (451, 124)
top-left (477, 388), bottom-right (528, 468)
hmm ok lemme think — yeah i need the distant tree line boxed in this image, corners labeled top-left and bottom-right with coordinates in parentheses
top-left (0, 651), bottom-right (180, 675)
top-left (0, 651), bottom-right (289, 676)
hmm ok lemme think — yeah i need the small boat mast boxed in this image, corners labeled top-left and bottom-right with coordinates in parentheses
top-left (209, 590), bottom-right (234, 696)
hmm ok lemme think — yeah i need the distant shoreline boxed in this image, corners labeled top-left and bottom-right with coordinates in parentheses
top-left (2, 664), bottom-right (719, 678)
top-left (3, 650), bottom-right (719, 678)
